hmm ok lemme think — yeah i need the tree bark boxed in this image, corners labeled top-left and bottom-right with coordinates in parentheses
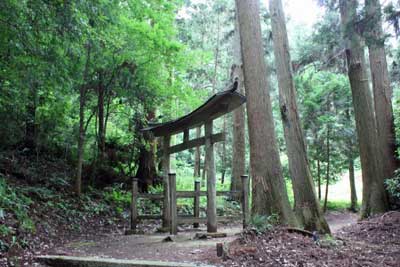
top-left (317, 159), bottom-right (321, 201)
top-left (323, 126), bottom-right (330, 213)
top-left (365, 0), bottom-right (398, 182)
top-left (270, 0), bottom-right (329, 233)
top-left (339, 0), bottom-right (388, 218)
top-left (135, 110), bottom-right (158, 192)
top-left (230, 9), bottom-right (246, 200)
top-left (235, 0), bottom-right (298, 226)
top-left (97, 76), bottom-right (105, 162)
top-left (220, 116), bottom-right (227, 184)
top-left (349, 157), bottom-right (358, 211)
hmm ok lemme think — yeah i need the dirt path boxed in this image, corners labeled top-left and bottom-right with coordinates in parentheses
top-left (324, 210), bottom-right (359, 233)
top-left (44, 224), bottom-right (241, 266)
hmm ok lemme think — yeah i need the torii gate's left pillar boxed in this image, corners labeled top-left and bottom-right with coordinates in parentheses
top-left (162, 135), bottom-right (171, 229)
top-left (205, 120), bottom-right (217, 233)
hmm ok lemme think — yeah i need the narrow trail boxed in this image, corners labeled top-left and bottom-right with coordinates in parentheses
top-left (324, 210), bottom-right (359, 233)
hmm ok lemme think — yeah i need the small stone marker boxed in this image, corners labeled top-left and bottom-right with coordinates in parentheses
top-left (216, 243), bottom-right (223, 257)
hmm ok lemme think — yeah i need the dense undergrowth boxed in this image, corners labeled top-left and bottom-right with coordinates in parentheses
top-left (0, 150), bottom-right (132, 265)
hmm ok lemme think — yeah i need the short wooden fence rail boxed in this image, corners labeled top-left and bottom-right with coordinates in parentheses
top-left (130, 174), bottom-right (249, 234)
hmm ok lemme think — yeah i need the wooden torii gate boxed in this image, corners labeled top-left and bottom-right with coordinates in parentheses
top-left (142, 81), bottom-right (246, 233)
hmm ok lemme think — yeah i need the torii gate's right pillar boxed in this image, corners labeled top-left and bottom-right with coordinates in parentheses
top-left (205, 120), bottom-right (217, 233)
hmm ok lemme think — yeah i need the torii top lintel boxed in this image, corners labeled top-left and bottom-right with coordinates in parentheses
top-left (141, 81), bottom-right (246, 137)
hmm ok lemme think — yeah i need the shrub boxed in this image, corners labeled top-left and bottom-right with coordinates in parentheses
top-left (385, 169), bottom-right (400, 200)
top-left (249, 214), bottom-right (279, 233)
top-left (0, 177), bottom-right (34, 232)
top-left (103, 184), bottom-right (131, 214)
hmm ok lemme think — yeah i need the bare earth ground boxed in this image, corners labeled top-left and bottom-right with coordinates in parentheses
top-left (43, 222), bottom-right (242, 265)
top-left (33, 210), bottom-right (400, 267)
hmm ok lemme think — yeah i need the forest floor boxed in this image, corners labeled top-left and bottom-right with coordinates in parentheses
top-left (29, 210), bottom-right (400, 267)
top-left (1, 152), bottom-right (399, 267)
top-left (221, 211), bottom-right (400, 267)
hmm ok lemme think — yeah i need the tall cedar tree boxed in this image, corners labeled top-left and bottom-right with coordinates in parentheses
top-left (365, 0), bottom-right (398, 183)
top-left (269, 0), bottom-right (330, 233)
top-left (339, 0), bottom-right (388, 217)
top-left (235, 0), bottom-right (298, 226)
top-left (230, 8), bottom-right (246, 198)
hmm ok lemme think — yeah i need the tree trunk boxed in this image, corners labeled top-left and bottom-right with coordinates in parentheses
top-left (135, 110), bottom-right (158, 192)
top-left (235, 0), bottom-right (298, 226)
top-left (97, 75), bottom-right (106, 162)
top-left (25, 83), bottom-right (38, 150)
top-left (212, 11), bottom-right (221, 94)
top-left (194, 127), bottom-right (201, 177)
top-left (365, 0), bottom-right (398, 182)
top-left (230, 9), bottom-right (246, 200)
top-left (220, 115), bottom-right (227, 185)
top-left (104, 92), bottom-right (112, 142)
top-left (76, 43), bottom-right (91, 196)
top-left (270, 0), bottom-right (329, 233)
top-left (317, 159), bottom-right (321, 201)
top-left (339, 0), bottom-right (388, 218)
top-left (323, 126), bottom-right (330, 213)
top-left (349, 158), bottom-right (358, 211)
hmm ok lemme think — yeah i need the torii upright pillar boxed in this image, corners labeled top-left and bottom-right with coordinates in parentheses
top-left (162, 135), bottom-right (171, 229)
top-left (205, 120), bottom-right (217, 233)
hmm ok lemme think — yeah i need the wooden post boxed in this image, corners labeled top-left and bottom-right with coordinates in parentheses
top-left (193, 180), bottom-right (200, 228)
top-left (162, 135), bottom-right (171, 229)
top-left (131, 178), bottom-right (139, 231)
top-left (216, 243), bottom-right (223, 257)
top-left (205, 120), bottom-right (217, 233)
top-left (241, 175), bottom-right (249, 229)
top-left (184, 128), bottom-right (189, 143)
top-left (169, 173), bottom-right (177, 235)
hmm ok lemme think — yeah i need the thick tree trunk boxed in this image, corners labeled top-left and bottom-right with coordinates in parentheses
top-left (135, 110), bottom-right (158, 192)
top-left (235, 0), bottom-right (298, 226)
top-left (365, 0), bottom-right (398, 182)
top-left (339, 0), bottom-right (388, 218)
top-left (270, 0), bottom-right (329, 233)
top-left (349, 158), bottom-right (358, 211)
top-left (220, 116), bottom-right (227, 185)
top-left (230, 10), bottom-right (246, 199)
top-left (212, 11), bottom-right (220, 94)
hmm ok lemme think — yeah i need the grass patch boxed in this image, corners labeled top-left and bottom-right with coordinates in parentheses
top-left (320, 200), bottom-right (360, 211)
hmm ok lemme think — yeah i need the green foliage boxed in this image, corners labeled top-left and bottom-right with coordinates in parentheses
top-left (385, 169), bottom-right (400, 200)
top-left (103, 185), bottom-right (131, 215)
top-left (0, 177), bottom-right (34, 233)
top-left (320, 200), bottom-right (355, 211)
top-left (249, 214), bottom-right (279, 233)
top-left (296, 68), bottom-right (356, 187)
